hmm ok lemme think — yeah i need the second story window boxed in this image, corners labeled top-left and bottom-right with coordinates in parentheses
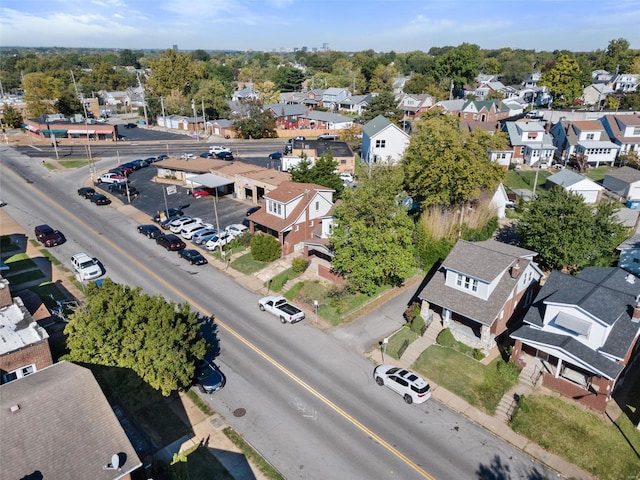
top-left (456, 274), bottom-right (478, 292)
top-left (375, 139), bottom-right (386, 148)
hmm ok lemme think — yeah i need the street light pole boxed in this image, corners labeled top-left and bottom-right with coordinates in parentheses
top-left (192, 99), bottom-right (200, 141)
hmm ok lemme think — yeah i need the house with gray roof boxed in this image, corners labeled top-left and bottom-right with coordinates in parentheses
top-left (603, 166), bottom-right (640, 206)
top-left (510, 267), bottom-right (640, 412)
top-left (298, 110), bottom-right (353, 131)
top-left (549, 119), bottom-right (619, 166)
top-left (361, 115), bottom-right (410, 166)
top-left (616, 234), bottom-right (640, 276)
top-left (600, 114), bottom-right (640, 156)
top-left (545, 169), bottom-right (604, 204)
top-left (502, 120), bottom-right (557, 167)
top-left (263, 103), bottom-right (308, 129)
top-left (0, 361), bottom-right (142, 479)
top-left (417, 240), bottom-right (544, 353)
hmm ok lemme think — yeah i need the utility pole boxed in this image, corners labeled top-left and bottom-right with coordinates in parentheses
top-left (71, 69), bottom-right (95, 181)
top-left (136, 73), bottom-right (149, 128)
top-left (191, 99), bottom-right (200, 141)
top-left (201, 99), bottom-right (206, 138)
top-left (160, 96), bottom-right (167, 129)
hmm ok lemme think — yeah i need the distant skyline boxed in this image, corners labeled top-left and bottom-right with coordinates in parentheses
top-left (1, 0), bottom-right (639, 54)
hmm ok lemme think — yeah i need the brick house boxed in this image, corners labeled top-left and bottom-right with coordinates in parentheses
top-left (510, 267), bottom-right (640, 412)
top-left (247, 182), bottom-right (335, 256)
top-left (0, 276), bottom-right (53, 384)
top-left (417, 240), bottom-right (545, 353)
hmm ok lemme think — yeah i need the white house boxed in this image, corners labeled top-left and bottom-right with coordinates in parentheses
top-left (545, 169), bottom-right (604, 204)
top-left (600, 114), bottom-right (640, 156)
top-left (549, 119), bottom-right (619, 166)
top-left (503, 121), bottom-right (557, 167)
top-left (603, 166), bottom-right (640, 207)
top-left (361, 115), bottom-right (410, 166)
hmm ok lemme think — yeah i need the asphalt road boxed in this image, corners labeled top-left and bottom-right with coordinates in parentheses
top-left (0, 145), bottom-right (558, 480)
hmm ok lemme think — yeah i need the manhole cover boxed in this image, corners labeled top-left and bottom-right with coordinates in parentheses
top-left (233, 408), bottom-right (246, 417)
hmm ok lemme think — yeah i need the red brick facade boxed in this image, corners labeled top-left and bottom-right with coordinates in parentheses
top-left (0, 339), bottom-right (53, 383)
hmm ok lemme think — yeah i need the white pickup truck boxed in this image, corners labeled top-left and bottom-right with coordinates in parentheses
top-left (258, 296), bottom-right (305, 324)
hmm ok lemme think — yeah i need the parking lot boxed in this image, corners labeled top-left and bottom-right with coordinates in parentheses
top-left (94, 162), bottom-right (253, 231)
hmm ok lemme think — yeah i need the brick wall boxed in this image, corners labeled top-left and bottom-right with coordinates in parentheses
top-left (0, 340), bottom-right (54, 383)
top-left (542, 372), bottom-right (610, 412)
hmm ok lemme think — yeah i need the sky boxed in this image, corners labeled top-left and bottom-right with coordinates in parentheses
top-left (1, 0), bottom-right (639, 54)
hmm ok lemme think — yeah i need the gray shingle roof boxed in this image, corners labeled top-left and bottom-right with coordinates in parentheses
top-left (545, 169), bottom-right (590, 188)
top-left (604, 166), bottom-right (640, 184)
top-left (0, 361), bottom-right (141, 479)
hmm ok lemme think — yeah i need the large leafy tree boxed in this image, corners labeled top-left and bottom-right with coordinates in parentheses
top-left (193, 78), bottom-right (231, 120)
top-left (273, 66), bottom-right (306, 92)
top-left (22, 72), bottom-right (64, 116)
top-left (362, 91), bottom-right (402, 124)
top-left (232, 101), bottom-right (277, 139)
top-left (434, 43), bottom-right (482, 92)
top-left (402, 112), bottom-right (505, 207)
top-left (602, 38), bottom-right (634, 73)
top-left (64, 279), bottom-right (208, 396)
top-left (517, 188), bottom-right (629, 272)
top-left (539, 54), bottom-right (584, 108)
top-left (146, 49), bottom-right (202, 98)
top-left (290, 152), bottom-right (344, 194)
top-left (2, 105), bottom-right (23, 128)
top-left (330, 166), bottom-right (415, 294)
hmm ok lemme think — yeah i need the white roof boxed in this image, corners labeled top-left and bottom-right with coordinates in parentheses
top-left (0, 300), bottom-right (49, 355)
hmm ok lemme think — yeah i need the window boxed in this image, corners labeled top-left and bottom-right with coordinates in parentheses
top-left (586, 133), bottom-right (595, 140)
top-left (2, 365), bottom-right (35, 384)
top-left (375, 139), bottom-right (386, 148)
top-left (277, 203), bottom-right (282, 215)
top-left (456, 273), bottom-right (478, 292)
top-left (309, 220), bottom-right (314, 227)
top-left (315, 201), bottom-right (319, 211)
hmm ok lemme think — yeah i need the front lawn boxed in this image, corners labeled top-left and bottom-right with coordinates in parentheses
top-left (413, 345), bottom-right (520, 414)
top-left (386, 326), bottom-right (419, 360)
top-left (504, 169), bottom-right (551, 191)
top-left (230, 252), bottom-right (268, 275)
top-left (511, 394), bottom-right (640, 480)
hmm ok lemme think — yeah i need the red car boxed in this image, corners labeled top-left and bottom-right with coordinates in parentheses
top-left (192, 187), bottom-right (215, 199)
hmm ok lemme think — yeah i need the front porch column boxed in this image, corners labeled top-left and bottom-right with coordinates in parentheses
top-left (480, 324), bottom-right (491, 347)
top-left (554, 358), bottom-right (563, 378)
top-left (442, 308), bottom-right (451, 327)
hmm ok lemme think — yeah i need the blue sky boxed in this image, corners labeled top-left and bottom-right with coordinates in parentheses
top-left (1, 0), bottom-right (638, 53)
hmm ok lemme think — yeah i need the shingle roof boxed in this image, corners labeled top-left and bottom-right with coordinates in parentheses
top-left (545, 169), bottom-right (594, 188)
top-left (0, 361), bottom-right (141, 479)
top-left (604, 166), bottom-right (640, 184)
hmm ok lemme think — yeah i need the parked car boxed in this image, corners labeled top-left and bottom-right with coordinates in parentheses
top-left (225, 223), bottom-right (248, 239)
top-left (156, 234), bottom-right (186, 251)
top-left (178, 249), bottom-right (208, 265)
top-left (242, 205), bottom-right (262, 227)
top-left (156, 154), bottom-right (169, 161)
top-left (77, 186), bottom-right (96, 198)
top-left (180, 153), bottom-right (196, 159)
top-left (91, 193), bottom-right (112, 205)
top-left (137, 224), bottom-right (162, 239)
top-left (191, 227), bottom-right (219, 245)
top-left (110, 165), bottom-right (133, 176)
top-left (339, 172), bottom-right (354, 183)
top-left (215, 151), bottom-right (234, 161)
top-left (124, 122), bottom-right (137, 128)
top-left (34, 224), bottom-right (65, 247)
top-left (160, 214), bottom-right (184, 230)
top-left (71, 252), bottom-right (102, 280)
top-left (170, 217), bottom-right (202, 234)
top-left (121, 161), bottom-right (141, 171)
top-left (132, 158), bottom-right (150, 168)
top-left (192, 187), bottom-right (214, 199)
top-left (199, 152), bottom-right (214, 158)
top-left (180, 222), bottom-right (208, 240)
top-left (145, 156), bottom-right (158, 164)
top-left (209, 145), bottom-right (231, 154)
top-left (195, 360), bottom-right (226, 393)
top-left (258, 295), bottom-right (305, 324)
top-left (152, 208), bottom-right (184, 223)
top-left (268, 151), bottom-right (283, 160)
top-left (317, 133), bottom-right (338, 141)
top-left (292, 136), bottom-right (306, 141)
top-left (373, 365), bottom-right (432, 405)
top-left (108, 182), bottom-right (138, 196)
top-left (97, 172), bottom-right (126, 184)
top-left (204, 231), bottom-right (232, 251)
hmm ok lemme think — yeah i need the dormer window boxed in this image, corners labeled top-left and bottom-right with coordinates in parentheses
top-left (456, 274), bottom-right (478, 292)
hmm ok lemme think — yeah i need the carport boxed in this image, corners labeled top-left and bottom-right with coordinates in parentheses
top-left (186, 173), bottom-right (235, 233)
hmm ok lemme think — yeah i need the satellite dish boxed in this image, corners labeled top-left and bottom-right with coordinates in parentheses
top-left (111, 453), bottom-right (120, 470)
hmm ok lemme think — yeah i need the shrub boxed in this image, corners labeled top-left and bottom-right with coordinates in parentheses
top-left (410, 313), bottom-right (426, 336)
top-left (472, 348), bottom-right (485, 360)
top-left (292, 258), bottom-right (309, 274)
top-left (250, 233), bottom-right (281, 262)
top-left (230, 232), bottom-right (252, 248)
top-left (436, 328), bottom-right (456, 347)
top-left (404, 301), bottom-right (421, 324)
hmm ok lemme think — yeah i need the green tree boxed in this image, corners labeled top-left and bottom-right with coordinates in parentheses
top-left (517, 188), bottom-right (629, 272)
top-left (251, 233), bottom-right (282, 261)
top-left (193, 78), bottom-right (231, 120)
top-left (119, 49), bottom-right (141, 68)
top-left (620, 92), bottom-right (640, 110)
top-left (55, 90), bottom-right (83, 116)
top-left (190, 49), bottom-right (210, 62)
top-left (602, 38), bottom-right (633, 73)
top-left (368, 63), bottom-right (399, 93)
top-left (273, 66), bottom-right (306, 92)
top-left (63, 279), bottom-right (208, 396)
top-left (402, 112), bottom-right (505, 206)
top-left (434, 43), bottom-right (482, 92)
top-left (146, 49), bottom-right (202, 97)
top-left (232, 101), bottom-right (277, 139)
top-left (2, 105), bottom-right (23, 128)
top-left (22, 72), bottom-right (64, 116)
top-left (290, 152), bottom-right (344, 194)
top-left (330, 166), bottom-right (415, 294)
top-left (362, 91), bottom-right (402, 124)
top-left (539, 54), bottom-right (584, 108)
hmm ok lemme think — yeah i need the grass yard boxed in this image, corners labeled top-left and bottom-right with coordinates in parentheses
top-left (167, 444), bottom-right (235, 480)
top-left (413, 345), bottom-right (520, 414)
top-left (583, 165), bottom-right (611, 183)
top-left (268, 267), bottom-right (302, 292)
top-left (4, 269), bottom-right (45, 285)
top-left (511, 394), bottom-right (640, 480)
top-left (59, 159), bottom-right (92, 168)
top-left (230, 252), bottom-right (268, 275)
top-left (504, 170), bottom-right (551, 191)
top-left (386, 326), bottom-right (419, 360)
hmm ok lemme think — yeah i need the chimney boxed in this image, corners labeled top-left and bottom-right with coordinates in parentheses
top-left (510, 259), bottom-right (521, 279)
top-left (633, 296), bottom-right (640, 323)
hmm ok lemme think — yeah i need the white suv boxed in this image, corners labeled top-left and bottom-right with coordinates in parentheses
top-left (209, 145), bottom-right (231, 154)
top-left (204, 231), bottom-right (232, 251)
top-left (373, 365), bottom-right (431, 404)
top-left (169, 217), bottom-right (201, 234)
top-left (71, 253), bottom-right (102, 280)
top-left (181, 222), bottom-right (210, 240)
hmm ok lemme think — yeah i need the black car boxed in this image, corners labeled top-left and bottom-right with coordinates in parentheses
top-left (145, 156), bottom-right (158, 164)
top-left (200, 152), bottom-right (213, 158)
top-left (178, 249), bottom-right (208, 265)
top-left (137, 224), bottom-right (162, 239)
top-left (91, 193), bottom-right (112, 205)
top-left (156, 234), bottom-right (186, 251)
top-left (268, 151), bottom-right (283, 160)
top-left (156, 154), bottom-right (169, 161)
top-left (34, 224), bottom-right (65, 247)
top-left (124, 122), bottom-right (137, 128)
top-left (153, 207), bottom-right (184, 223)
top-left (121, 161), bottom-right (141, 171)
top-left (215, 151), bottom-right (234, 161)
top-left (243, 205), bottom-right (262, 227)
top-left (132, 158), bottom-right (150, 168)
top-left (77, 186), bottom-right (96, 199)
top-left (108, 182), bottom-right (139, 196)
top-left (195, 360), bottom-right (226, 394)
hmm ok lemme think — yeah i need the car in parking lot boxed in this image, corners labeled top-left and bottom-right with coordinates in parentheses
top-left (268, 151), bottom-right (283, 160)
top-left (180, 153), bottom-right (196, 159)
top-left (209, 145), bottom-right (231, 155)
top-left (204, 231), bottom-right (232, 251)
top-left (153, 208), bottom-right (184, 223)
top-left (145, 156), bottom-right (158, 164)
top-left (132, 158), bottom-right (150, 168)
top-left (195, 360), bottom-right (226, 393)
top-left (225, 223), bottom-right (248, 239)
top-left (373, 364), bottom-right (431, 404)
top-left (180, 221), bottom-right (209, 240)
top-left (121, 161), bottom-right (141, 171)
top-left (124, 122), bottom-right (137, 128)
top-left (97, 172), bottom-right (127, 184)
top-left (178, 249), bottom-right (208, 265)
top-left (339, 172), bottom-right (354, 183)
top-left (318, 133), bottom-right (338, 140)
top-left (192, 187), bottom-right (215, 199)
top-left (77, 186), bottom-right (96, 198)
top-left (160, 214), bottom-right (184, 229)
top-left (156, 154), bottom-right (169, 161)
top-left (34, 224), bottom-right (65, 247)
top-left (137, 224), bottom-right (162, 239)
top-left (243, 205), bottom-right (262, 226)
top-left (91, 193), bottom-right (112, 205)
top-left (110, 165), bottom-right (133, 176)
top-left (215, 151), bottom-right (234, 161)
top-left (108, 182), bottom-right (138, 196)
top-left (169, 217), bottom-right (202, 234)
top-left (155, 233), bottom-right (186, 251)
top-left (191, 227), bottom-right (220, 245)
top-left (199, 152), bottom-right (214, 158)
top-left (71, 252), bottom-right (102, 280)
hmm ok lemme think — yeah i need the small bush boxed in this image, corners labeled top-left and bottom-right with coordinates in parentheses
top-left (292, 258), bottom-right (309, 274)
top-left (472, 348), bottom-right (485, 360)
top-left (436, 328), bottom-right (456, 347)
top-left (410, 312), bottom-right (426, 336)
top-left (250, 233), bottom-right (281, 262)
top-left (404, 301), bottom-right (421, 324)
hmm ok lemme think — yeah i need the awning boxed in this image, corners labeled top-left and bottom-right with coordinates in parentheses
top-left (41, 129), bottom-right (68, 135)
top-left (67, 129), bottom-right (95, 135)
top-left (186, 173), bottom-right (233, 189)
top-left (23, 124), bottom-right (39, 132)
